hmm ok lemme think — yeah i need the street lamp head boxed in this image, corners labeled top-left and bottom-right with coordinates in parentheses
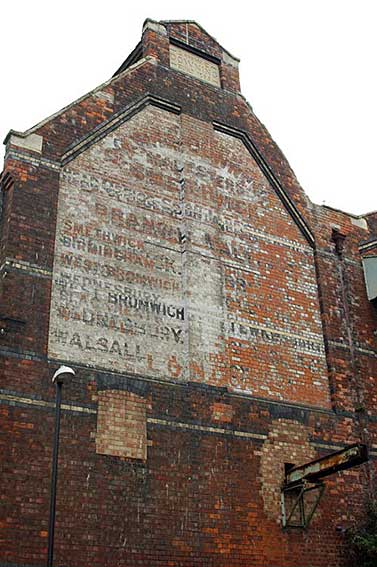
top-left (52, 365), bottom-right (75, 384)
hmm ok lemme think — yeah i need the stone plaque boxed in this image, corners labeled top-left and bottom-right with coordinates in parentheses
top-left (170, 44), bottom-right (221, 87)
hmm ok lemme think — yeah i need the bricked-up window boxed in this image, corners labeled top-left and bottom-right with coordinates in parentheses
top-left (96, 389), bottom-right (147, 460)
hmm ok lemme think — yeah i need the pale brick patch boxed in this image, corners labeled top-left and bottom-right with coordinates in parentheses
top-left (260, 419), bottom-right (316, 522)
top-left (96, 389), bottom-right (147, 460)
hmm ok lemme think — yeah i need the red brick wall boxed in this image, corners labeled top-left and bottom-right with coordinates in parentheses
top-left (46, 105), bottom-right (331, 410)
top-left (0, 19), bottom-right (376, 567)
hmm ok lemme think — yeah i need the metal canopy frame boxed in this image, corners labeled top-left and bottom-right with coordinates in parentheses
top-left (281, 443), bottom-right (368, 529)
top-left (281, 481), bottom-right (325, 529)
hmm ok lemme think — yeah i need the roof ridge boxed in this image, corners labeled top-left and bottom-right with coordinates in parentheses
top-left (157, 19), bottom-right (240, 62)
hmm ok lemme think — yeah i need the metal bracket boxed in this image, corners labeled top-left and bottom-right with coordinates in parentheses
top-left (281, 481), bottom-right (325, 529)
top-left (280, 444), bottom-right (368, 529)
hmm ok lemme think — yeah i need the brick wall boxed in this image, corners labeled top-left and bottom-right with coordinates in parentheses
top-left (0, 19), bottom-right (376, 567)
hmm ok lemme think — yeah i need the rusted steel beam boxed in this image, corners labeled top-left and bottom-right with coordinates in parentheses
top-left (285, 443), bottom-right (368, 486)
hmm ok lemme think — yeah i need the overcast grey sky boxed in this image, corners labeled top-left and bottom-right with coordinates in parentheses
top-left (1, 0), bottom-right (376, 215)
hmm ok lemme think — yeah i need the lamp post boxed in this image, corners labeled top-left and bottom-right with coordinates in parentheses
top-left (47, 365), bottom-right (75, 567)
